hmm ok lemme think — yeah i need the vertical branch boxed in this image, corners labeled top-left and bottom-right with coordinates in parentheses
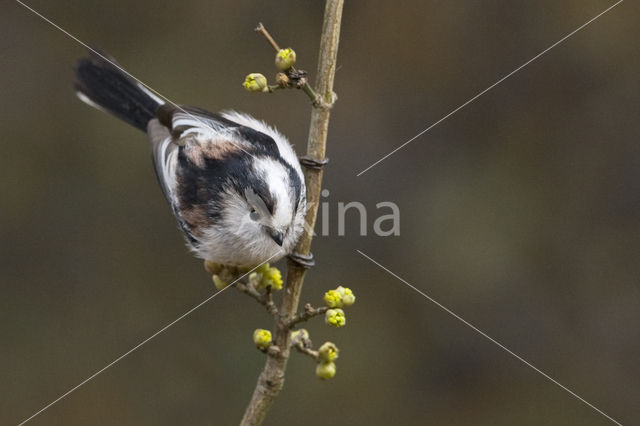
top-left (240, 1), bottom-right (344, 425)
top-left (281, 0), bottom-right (343, 325)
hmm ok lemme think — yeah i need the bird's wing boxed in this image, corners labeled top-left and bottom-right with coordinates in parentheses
top-left (148, 104), bottom-right (279, 204)
top-left (147, 118), bottom-right (178, 205)
top-left (156, 104), bottom-right (281, 156)
top-left (147, 117), bottom-right (205, 246)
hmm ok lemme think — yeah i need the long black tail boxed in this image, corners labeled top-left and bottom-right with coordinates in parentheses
top-left (74, 52), bottom-right (162, 131)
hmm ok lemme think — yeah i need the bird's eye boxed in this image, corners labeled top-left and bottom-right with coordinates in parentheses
top-left (249, 208), bottom-right (260, 221)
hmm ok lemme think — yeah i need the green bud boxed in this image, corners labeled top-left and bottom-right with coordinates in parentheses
top-left (317, 342), bottom-right (339, 362)
top-left (315, 361), bottom-right (336, 380)
top-left (248, 272), bottom-right (261, 288)
top-left (204, 260), bottom-right (222, 275)
top-left (253, 329), bottom-right (272, 349)
top-left (325, 309), bottom-right (346, 328)
top-left (243, 73), bottom-right (268, 92)
top-left (275, 48), bottom-right (296, 71)
top-left (337, 286), bottom-right (356, 307)
top-left (323, 289), bottom-right (343, 308)
top-left (212, 274), bottom-right (228, 291)
top-left (290, 328), bottom-right (310, 344)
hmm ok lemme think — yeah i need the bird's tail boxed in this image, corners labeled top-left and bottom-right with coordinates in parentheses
top-left (74, 52), bottom-right (163, 131)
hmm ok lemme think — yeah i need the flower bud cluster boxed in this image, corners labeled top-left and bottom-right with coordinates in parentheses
top-left (242, 48), bottom-right (298, 93)
top-left (204, 261), bottom-right (283, 292)
top-left (315, 342), bottom-right (339, 380)
top-left (323, 286), bottom-right (356, 308)
top-left (323, 286), bottom-right (355, 328)
top-left (248, 263), bottom-right (283, 291)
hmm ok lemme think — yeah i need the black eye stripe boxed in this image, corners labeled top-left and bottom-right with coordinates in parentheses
top-left (253, 184), bottom-right (275, 215)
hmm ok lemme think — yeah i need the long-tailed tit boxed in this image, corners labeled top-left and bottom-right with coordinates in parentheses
top-left (74, 53), bottom-right (306, 266)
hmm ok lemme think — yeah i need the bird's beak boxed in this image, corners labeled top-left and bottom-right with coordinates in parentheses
top-left (269, 229), bottom-right (284, 246)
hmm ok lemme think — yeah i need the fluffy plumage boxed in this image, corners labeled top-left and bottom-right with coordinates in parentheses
top-left (75, 52), bottom-right (306, 266)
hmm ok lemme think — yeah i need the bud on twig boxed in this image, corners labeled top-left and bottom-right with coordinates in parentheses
top-left (213, 274), bottom-right (229, 291)
top-left (323, 286), bottom-right (356, 308)
top-left (323, 289), bottom-right (343, 308)
top-left (243, 73), bottom-right (269, 92)
top-left (336, 286), bottom-right (356, 307)
top-left (254, 263), bottom-right (283, 290)
top-left (253, 329), bottom-right (272, 350)
top-left (275, 72), bottom-right (290, 88)
top-left (275, 48), bottom-right (296, 71)
top-left (325, 308), bottom-right (346, 328)
top-left (290, 328), bottom-right (310, 345)
top-left (317, 342), bottom-right (339, 362)
top-left (315, 362), bottom-right (337, 380)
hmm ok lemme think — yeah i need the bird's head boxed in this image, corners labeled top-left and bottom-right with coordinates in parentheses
top-left (208, 156), bottom-right (305, 266)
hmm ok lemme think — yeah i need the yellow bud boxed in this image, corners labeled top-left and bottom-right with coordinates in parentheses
top-left (275, 48), bottom-right (296, 71)
top-left (212, 274), bottom-right (228, 291)
top-left (317, 342), bottom-right (339, 362)
top-left (323, 289), bottom-right (343, 308)
top-left (253, 329), bottom-right (272, 349)
top-left (315, 361), bottom-right (337, 380)
top-left (264, 267), bottom-right (283, 290)
top-left (243, 73), bottom-right (268, 92)
top-left (256, 265), bottom-right (283, 291)
top-left (339, 286), bottom-right (355, 307)
top-left (325, 309), bottom-right (346, 328)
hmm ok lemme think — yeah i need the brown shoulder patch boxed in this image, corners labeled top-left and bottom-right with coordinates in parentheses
top-left (182, 138), bottom-right (242, 168)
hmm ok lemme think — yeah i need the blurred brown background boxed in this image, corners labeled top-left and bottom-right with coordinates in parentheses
top-left (1, 0), bottom-right (638, 424)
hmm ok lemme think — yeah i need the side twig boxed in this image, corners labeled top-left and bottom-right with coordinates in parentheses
top-left (288, 303), bottom-right (329, 328)
top-left (235, 283), bottom-right (279, 318)
top-left (254, 22), bottom-right (321, 104)
top-left (254, 23), bottom-right (281, 52)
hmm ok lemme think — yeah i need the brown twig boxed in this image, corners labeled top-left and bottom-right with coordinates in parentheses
top-left (240, 2), bottom-right (344, 425)
top-left (292, 344), bottom-right (318, 360)
top-left (263, 286), bottom-right (277, 317)
top-left (289, 329), bottom-right (318, 359)
top-left (254, 23), bottom-right (280, 52)
top-left (235, 283), bottom-right (279, 318)
top-left (288, 303), bottom-right (329, 328)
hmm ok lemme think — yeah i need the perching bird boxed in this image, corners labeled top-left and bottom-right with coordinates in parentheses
top-left (74, 52), bottom-right (306, 266)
